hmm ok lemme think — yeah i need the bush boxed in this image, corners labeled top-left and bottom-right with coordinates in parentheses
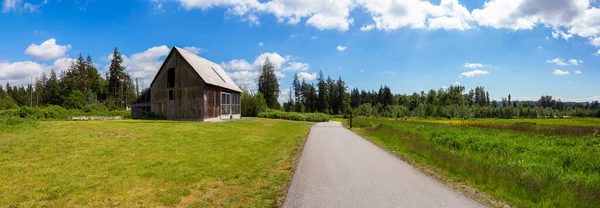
top-left (258, 109), bottom-right (330, 122)
top-left (0, 105), bottom-right (129, 120)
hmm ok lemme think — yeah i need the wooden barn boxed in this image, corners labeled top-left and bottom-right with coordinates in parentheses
top-left (131, 46), bottom-right (242, 121)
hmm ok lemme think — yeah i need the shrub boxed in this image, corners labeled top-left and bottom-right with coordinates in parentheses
top-left (258, 109), bottom-right (329, 122)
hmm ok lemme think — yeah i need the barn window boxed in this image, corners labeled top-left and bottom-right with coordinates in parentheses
top-left (221, 92), bottom-right (231, 115)
top-left (169, 90), bottom-right (174, 101)
top-left (167, 68), bottom-right (175, 88)
top-left (232, 93), bottom-right (240, 114)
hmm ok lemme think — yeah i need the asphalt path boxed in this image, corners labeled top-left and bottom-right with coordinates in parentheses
top-left (283, 122), bottom-right (485, 208)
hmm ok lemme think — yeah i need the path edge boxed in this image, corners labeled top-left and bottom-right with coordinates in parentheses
top-left (276, 123), bottom-right (313, 207)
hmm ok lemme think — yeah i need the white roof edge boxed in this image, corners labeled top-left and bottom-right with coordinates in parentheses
top-left (174, 46), bottom-right (242, 92)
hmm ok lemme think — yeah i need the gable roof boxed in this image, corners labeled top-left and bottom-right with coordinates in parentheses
top-left (150, 46), bottom-right (242, 92)
top-left (174, 47), bottom-right (242, 92)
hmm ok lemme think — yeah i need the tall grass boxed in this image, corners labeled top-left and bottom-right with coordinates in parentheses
top-left (352, 117), bottom-right (600, 207)
top-left (0, 105), bottom-right (130, 120)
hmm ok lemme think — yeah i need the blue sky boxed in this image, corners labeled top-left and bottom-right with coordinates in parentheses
top-left (1, 0), bottom-right (599, 102)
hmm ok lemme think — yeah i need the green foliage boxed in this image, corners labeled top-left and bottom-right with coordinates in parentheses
top-left (0, 105), bottom-right (129, 120)
top-left (258, 109), bottom-right (330, 122)
top-left (258, 57), bottom-right (280, 109)
top-left (352, 117), bottom-right (600, 207)
top-left (241, 89), bottom-right (268, 117)
top-left (63, 90), bottom-right (86, 109)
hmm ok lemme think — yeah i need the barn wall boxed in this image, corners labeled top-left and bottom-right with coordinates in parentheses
top-left (151, 52), bottom-right (205, 120)
top-left (204, 86), bottom-right (242, 119)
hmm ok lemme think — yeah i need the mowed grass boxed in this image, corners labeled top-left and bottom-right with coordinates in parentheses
top-left (352, 117), bottom-right (600, 207)
top-left (0, 118), bottom-right (311, 207)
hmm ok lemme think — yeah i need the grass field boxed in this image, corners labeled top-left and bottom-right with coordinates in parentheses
top-left (351, 117), bottom-right (600, 207)
top-left (0, 118), bottom-right (311, 207)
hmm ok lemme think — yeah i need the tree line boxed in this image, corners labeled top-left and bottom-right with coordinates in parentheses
top-left (0, 48), bottom-right (137, 111)
top-left (251, 61), bottom-right (600, 118)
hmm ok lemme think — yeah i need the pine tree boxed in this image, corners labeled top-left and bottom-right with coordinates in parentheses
top-left (108, 47), bottom-right (126, 100)
top-left (257, 57), bottom-right (280, 109)
top-left (316, 71), bottom-right (328, 112)
top-left (45, 69), bottom-right (62, 105)
top-left (292, 73), bottom-right (301, 112)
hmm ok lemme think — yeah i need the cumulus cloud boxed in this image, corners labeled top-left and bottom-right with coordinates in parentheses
top-left (254, 52), bottom-right (289, 69)
top-left (0, 61), bottom-right (49, 85)
top-left (360, 24), bottom-right (375, 31)
top-left (52, 57), bottom-right (76, 74)
top-left (182, 46), bottom-right (202, 54)
top-left (24, 38), bottom-right (72, 60)
top-left (568, 59), bottom-right (583, 65)
top-left (220, 59), bottom-right (253, 71)
top-left (472, 0), bottom-right (600, 43)
top-left (546, 58), bottom-right (569, 66)
top-left (337, 45), bottom-right (347, 51)
top-left (222, 52), bottom-right (312, 90)
top-left (590, 37), bottom-right (600, 47)
top-left (358, 0), bottom-right (473, 31)
top-left (463, 62), bottom-right (491, 68)
top-left (453, 81), bottom-right (460, 85)
top-left (594, 49), bottom-right (600, 56)
top-left (574, 70), bottom-right (583, 74)
top-left (106, 45), bottom-right (171, 82)
top-left (282, 62), bottom-right (309, 72)
top-left (297, 71), bottom-right (317, 81)
top-left (460, 69), bottom-right (489, 78)
top-left (553, 69), bottom-right (570, 75)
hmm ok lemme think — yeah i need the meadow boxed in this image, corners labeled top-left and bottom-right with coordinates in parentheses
top-left (351, 117), bottom-right (600, 207)
top-left (0, 118), bottom-right (311, 207)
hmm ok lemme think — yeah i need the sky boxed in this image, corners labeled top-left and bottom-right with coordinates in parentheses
top-left (0, 0), bottom-right (599, 102)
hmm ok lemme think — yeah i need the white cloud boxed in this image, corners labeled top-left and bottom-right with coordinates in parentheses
top-left (265, 0), bottom-right (355, 31)
top-left (106, 45), bottom-right (171, 82)
top-left (537, 45), bottom-right (543, 49)
top-left (590, 37), bottom-right (600, 47)
top-left (258, 42), bottom-right (264, 46)
top-left (360, 24), bottom-right (375, 31)
top-left (546, 58), bottom-right (569, 66)
top-left (0, 61), bottom-right (49, 85)
top-left (220, 59), bottom-right (253, 71)
top-left (182, 46), bottom-right (202, 54)
top-left (463, 62), bottom-right (490, 68)
top-left (357, 0), bottom-right (473, 31)
top-left (24, 38), bottom-right (72, 60)
top-left (337, 45), bottom-right (347, 51)
top-left (472, 0), bottom-right (600, 42)
top-left (2, 0), bottom-right (45, 13)
top-left (282, 62), bottom-right (309, 72)
top-left (553, 69), bottom-right (570, 75)
top-left (594, 49), bottom-right (600, 56)
top-left (568, 59), bottom-right (583, 65)
top-left (310, 36), bottom-right (318, 40)
top-left (460, 69), bottom-right (489, 78)
top-left (52, 57), bottom-right (76, 74)
top-left (453, 81), bottom-right (460, 85)
top-left (228, 70), bottom-right (260, 90)
top-left (574, 70), bottom-right (583, 74)
top-left (254, 52), bottom-right (288, 69)
top-left (297, 71), bottom-right (317, 81)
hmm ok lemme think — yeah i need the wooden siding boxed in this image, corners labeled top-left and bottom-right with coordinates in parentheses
top-left (150, 51), bottom-right (205, 120)
top-left (204, 84), bottom-right (220, 119)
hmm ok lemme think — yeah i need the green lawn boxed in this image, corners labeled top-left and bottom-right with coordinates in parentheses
top-left (0, 118), bottom-right (311, 207)
top-left (351, 117), bottom-right (600, 207)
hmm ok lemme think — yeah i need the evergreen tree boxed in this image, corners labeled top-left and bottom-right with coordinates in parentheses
top-left (108, 47), bottom-right (126, 102)
top-left (257, 57), bottom-right (280, 109)
top-left (316, 71), bottom-right (328, 112)
top-left (45, 69), bottom-right (62, 105)
top-left (292, 73), bottom-right (301, 112)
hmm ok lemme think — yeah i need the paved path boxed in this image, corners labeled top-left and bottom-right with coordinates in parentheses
top-left (283, 122), bottom-right (485, 208)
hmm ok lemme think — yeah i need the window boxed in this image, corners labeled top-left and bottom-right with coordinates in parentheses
top-left (232, 93), bottom-right (241, 114)
top-left (169, 90), bottom-right (174, 101)
top-left (167, 68), bottom-right (175, 88)
top-left (221, 92), bottom-right (231, 115)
